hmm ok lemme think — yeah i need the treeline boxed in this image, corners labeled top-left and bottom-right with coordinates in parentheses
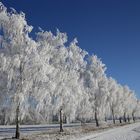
top-left (0, 2), bottom-right (139, 127)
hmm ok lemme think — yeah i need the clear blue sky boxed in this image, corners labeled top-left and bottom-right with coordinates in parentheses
top-left (1, 0), bottom-right (140, 98)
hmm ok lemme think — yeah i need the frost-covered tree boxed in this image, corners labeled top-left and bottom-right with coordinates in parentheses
top-left (84, 55), bottom-right (108, 126)
top-left (0, 2), bottom-right (37, 124)
top-left (132, 100), bottom-right (140, 122)
top-left (121, 86), bottom-right (132, 122)
top-left (107, 77), bottom-right (119, 124)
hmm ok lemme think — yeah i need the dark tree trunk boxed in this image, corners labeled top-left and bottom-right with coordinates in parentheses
top-left (123, 112), bottom-right (127, 123)
top-left (111, 108), bottom-right (115, 124)
top-left (105, 116), bottom-right (107, 122)
top-left (132, 113), bottom-right (135, 122)
top-left (15, 59), bottom-right (22, 139)
top-left (95, 109), bottom-right (99, 127)
top-left (15, 104), bottom-right (20, 139)
top-left (64, 115), bottom-right (67, 124)
top-left (2, 109), bottom-right (6, 125)
top-left (127, 115), bottom-right (130, 123)
top-left (60, 108), bottom-right (63, 132)
top-left (119, 117), bottom-right (122, 123)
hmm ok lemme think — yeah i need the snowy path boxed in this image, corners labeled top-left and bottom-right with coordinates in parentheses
top-left (77, 123), bottom-right (140, 140)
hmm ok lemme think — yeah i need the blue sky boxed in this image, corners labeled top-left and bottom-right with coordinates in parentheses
top-left (1, 0), bottom-right (140, 98)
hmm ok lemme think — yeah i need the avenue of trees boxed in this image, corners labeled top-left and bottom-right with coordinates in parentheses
top-left (0, 3), bottom-right (140, 128)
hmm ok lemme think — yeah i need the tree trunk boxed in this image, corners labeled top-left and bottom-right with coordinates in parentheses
top-left (15, 104), bottom-right (20, 139)
top-left (123, 112), bottom-right (127, 123)
top-left (127, 115), bottom-right (130, 123)
top-left (95, 109), bottom-right (99, 127)
top-left (105, 116), bottom-right (107, 122)
top-left (132, 112), bottom-right (135, 122)
top-left (119, 117), bottom-right (122, 123)
top-left (59, 108), bottom-right (63, 132)
top-left (111, 108), bottom-right (115, 124)
top-left (2, 109), bottom-right (6, 125)
top-left (66, 116), bottom-right (70, 124)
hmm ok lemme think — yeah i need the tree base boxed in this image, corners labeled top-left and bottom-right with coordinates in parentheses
top-left (15, 131), bottom-right (20, 139)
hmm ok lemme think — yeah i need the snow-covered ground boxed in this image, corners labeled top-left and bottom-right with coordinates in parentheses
top-left (76, 122), bottom-right (140, 140)
top-left (0, 123), bottom-right (81, 139)
top-left (0, 122), bottom-right (140, 140)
